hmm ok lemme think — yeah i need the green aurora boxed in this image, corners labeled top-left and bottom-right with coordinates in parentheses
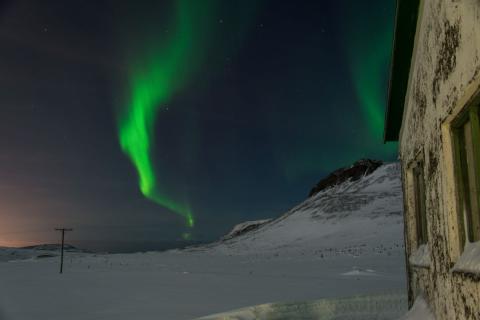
top-left (116, 0), bottom-right (214, 229)
top-left (115, 0), bottom-right (396, 230)
top-left (347, 9), bottom-right (394, 140)
top-left (277, 2), bottom-right (397, 181)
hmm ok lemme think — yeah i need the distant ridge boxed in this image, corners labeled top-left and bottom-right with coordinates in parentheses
top-left (21, 243), bottom-right (79, 251)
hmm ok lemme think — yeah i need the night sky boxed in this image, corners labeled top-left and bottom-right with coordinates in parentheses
top-left (0, 0), bottom-right (397, 250)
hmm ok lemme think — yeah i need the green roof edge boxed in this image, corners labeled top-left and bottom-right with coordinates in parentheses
top-left (384, 0), bottom-right (420, 142)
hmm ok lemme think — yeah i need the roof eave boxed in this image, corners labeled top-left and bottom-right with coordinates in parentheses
top-left (384, 0), bottom-right (420, 142)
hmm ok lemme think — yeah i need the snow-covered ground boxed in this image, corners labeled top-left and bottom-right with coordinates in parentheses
top-left (0, 163), bottom-right (408, 320)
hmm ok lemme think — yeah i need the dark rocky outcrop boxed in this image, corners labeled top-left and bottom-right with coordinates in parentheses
top-left (308, 159), bottom-right (383, 197)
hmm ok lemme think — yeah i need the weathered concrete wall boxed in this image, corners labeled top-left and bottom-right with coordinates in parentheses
top-left (399, 0), bottom-right (480, 319)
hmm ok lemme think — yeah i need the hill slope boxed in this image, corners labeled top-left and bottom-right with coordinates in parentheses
top-left (201, 162), bottom-right (403, 256)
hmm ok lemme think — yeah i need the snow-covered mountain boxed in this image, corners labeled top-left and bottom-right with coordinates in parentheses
top-left (198, 161), bottom-right (404, 257)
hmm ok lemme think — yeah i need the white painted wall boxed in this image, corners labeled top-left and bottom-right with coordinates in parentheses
top-left (400, 1), bottom-right (480, 319)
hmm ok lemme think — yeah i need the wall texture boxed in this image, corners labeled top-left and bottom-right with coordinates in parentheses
top-left (399, 0), bottom-right (480, 319)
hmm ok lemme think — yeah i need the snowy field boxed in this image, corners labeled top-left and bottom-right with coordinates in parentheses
top-left (0, 245), bottom-right (406, 320)
top-left (0, 163), bottom-right (411, 319)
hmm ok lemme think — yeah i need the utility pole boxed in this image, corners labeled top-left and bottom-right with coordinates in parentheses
top-left (54, 228), bottom-right (73, 274)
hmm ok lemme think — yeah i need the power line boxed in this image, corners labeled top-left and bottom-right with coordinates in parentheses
top-left (54, 228), bottom-right (73, 274)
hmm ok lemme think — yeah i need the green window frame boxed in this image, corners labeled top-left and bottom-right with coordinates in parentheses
top-left (452, 105), bottom-right (480, 244)
top-left (412, 162), bottom-right (428, 245)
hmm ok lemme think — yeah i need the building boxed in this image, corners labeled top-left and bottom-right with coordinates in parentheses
top-left (385, 0), bottom-right (480, 319)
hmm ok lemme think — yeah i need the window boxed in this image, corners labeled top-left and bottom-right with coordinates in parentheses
top-left (412, 162), bottom-right (428, 246)
top-left (452, 105), bottom-right (480, 244)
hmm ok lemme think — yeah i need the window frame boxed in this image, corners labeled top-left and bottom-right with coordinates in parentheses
top-left (410, 158), bottom-right (428, 247)
top-left (412, 161), bottom-right (428, 246)
top-left (452, 104), bottom-right (480, 245)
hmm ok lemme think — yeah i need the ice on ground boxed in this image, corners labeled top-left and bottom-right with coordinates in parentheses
top-left (195, 294), bottom-right (407, 320)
